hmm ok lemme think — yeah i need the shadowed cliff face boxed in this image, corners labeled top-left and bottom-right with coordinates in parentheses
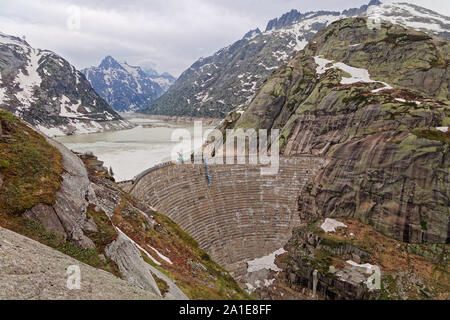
top-left (232, 18), bottom-right (450, 245)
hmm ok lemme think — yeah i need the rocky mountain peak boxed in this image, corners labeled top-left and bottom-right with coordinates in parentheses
top-left (243, 28), bottom-right (262, 40)
top-left (144, 67), bottom-right (159, 77)
top-left (0, 31), bottom-right (131, 137)
top-left (265, 9), bottom-right (304, 32)
top-left (143, 1), bottom-right (449, 119)
top-left (99, 55), bottom-right (121, 69)
top-left (368, 0), bottom-right (382, 6)
top-left (82, 56), bottom-right (176, 112)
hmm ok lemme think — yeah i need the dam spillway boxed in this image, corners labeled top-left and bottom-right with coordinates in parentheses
top-left (129, 156), bottom-right (326, 277)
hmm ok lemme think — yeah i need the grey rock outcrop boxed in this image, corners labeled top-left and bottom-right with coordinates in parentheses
top-left (147, 263), bottom-right (188, 300)
top-left (284, 224), bottom-right (379, 300)
top-left (0, 226), bottom-right (161, 300)
top-left (105, 231), bottom-right (162, 297)
top-left (24, 138), bottom-right (94, 248)
top-left (231, 18), bottom-right (450, 244)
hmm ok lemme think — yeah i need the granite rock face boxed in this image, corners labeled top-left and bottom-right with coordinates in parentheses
top-left (0, 226), bottom-right (161, 300)
top-left (24, 138), bottom-right (94, 248)
top-left (281, 219), bottom-right (448, 300)
top-left (105, 231), bottom-right (162, 296)
top-left (232, 18), bottom-right (449, 244)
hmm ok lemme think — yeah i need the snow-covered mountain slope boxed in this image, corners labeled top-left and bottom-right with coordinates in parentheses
top-left (142, 0), bottom-right (450, 118)
top-left (144, 68), bottom-right (177, 92)
top-left (0, 32), bottom-right (132, 137)
top-left (367, 2), bottom-right (450, 39)
top-left (82, 56), bottom-right (175, 112)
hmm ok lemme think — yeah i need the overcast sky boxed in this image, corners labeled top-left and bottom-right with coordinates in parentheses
top-left (0, 0), bottom-right (448, 76)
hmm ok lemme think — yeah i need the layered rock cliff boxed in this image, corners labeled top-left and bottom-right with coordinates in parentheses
top-left (233, 17), bottom-right (449, 244)
top-left (228, 18), bottom-right (449, 299)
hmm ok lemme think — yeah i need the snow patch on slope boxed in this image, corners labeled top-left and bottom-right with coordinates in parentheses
top-left (149, 245), bottom-right (173, 265)
top-left (247, 248), bottom-right (286, 273)
top-left (321, 218), bottom-right (347, 233)
top-left (0, 73), bottom-right (7, 102)
top-left (314, 56), bottom-right (393, 92)
top-left (14, 48), bottom-right (43, 110)
top-left (59, 95), bottom-right (84, 118)
top-left (367, 3), bottom-right (450, 35)
top-left (116, 228), bottom-right (162, 266)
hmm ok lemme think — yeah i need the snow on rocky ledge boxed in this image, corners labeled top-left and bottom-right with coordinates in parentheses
top-left (321, 218), bottom-right (348, 233)
top-left (247, 248), bottom-right (286, 273)
top-left (314, 56), bottom-right (393, 92)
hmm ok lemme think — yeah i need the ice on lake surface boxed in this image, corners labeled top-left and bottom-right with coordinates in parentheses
top-left (56, 117), bottom-right (212, 182)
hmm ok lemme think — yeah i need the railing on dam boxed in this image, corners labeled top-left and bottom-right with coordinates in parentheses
top-left (130, 156), bottom-right (327, 278)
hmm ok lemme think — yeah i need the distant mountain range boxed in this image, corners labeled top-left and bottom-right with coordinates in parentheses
top-left (140, 0), bottom-right (450, 118)
top-left (0, 32), bottom-right (132, 137)
top-left (82, 56), bottom-right (176, 112)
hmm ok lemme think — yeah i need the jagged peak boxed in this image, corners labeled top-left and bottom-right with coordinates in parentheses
top-left (264, 0), bottom-right (383, 32)
top-left (243, 28), bottom-right (262, 40)
top-left (265, 9), bottom-right (304, 32)
top-left (99, 55), bottom-right (122, 69)
top-left (368, 0), bottom-right (382, 6)
top-left (0, 30), bottom-right (30, 47)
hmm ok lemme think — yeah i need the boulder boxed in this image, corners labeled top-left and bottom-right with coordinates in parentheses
top-left (105, 231), bottom-right (162, 297)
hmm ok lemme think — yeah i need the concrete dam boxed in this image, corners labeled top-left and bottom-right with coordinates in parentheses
top-left (129, 156), bottom-right (326, 277)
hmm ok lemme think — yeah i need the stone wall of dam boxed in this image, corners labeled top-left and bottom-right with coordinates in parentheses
top-left (130, 156), bottom-right (326, 277)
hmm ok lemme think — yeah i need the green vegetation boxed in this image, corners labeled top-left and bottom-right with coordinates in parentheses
top-left (0, 111), bottom-right (120, 277)
top-left (430, 56), bottom-right (447, 68)
top-left (153, 211), bottom-right (199, 248)
top-left (150, 272), bottom-right (170, 297)
top-left (384, 32), bottom-right (431, 46)
top-left (414, 129), bottom-right (450, 144)
top-left (85, 204), bottom-right (118, 251)
top-left (421, 221), bottom-right (428, 231)
top-left (2, 215), bottom-right (120, 277)
top-left (115, 198), bottom-right (250, 300)
top-left (379, 275), bottom-right (398, 300)
top-left (0, 110), bottom-right (63, 215)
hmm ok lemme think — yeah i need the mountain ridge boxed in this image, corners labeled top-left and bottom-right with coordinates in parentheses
top-left (141, 1), bottom-right (450, 118)
top-left (0, 31), bottom-right (132, 137)
top-left (82, 56), bottom-right (176, 112)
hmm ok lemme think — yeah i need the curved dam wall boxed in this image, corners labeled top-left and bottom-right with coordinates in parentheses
top-left (130, 156), bottom-right (326, 277)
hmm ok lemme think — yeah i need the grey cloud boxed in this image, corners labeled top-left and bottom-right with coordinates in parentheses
top-left (0, 0), bottom-right (448, 76)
